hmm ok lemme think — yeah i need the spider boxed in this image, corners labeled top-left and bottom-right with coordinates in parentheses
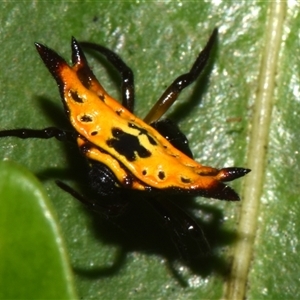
top-left (0, 28), bottom-right (250, 259)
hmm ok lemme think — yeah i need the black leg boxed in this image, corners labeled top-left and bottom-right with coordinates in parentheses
top-left (56, 180), bottom-right (128, 217)
top-left (0, 127), bottom-right (77, 143)
top-left (146, 196), bottom-right (210, 261)
top-left (144, 28), bottom-right (218, 124)
top-left (79, 41), bottom-right (135, 113)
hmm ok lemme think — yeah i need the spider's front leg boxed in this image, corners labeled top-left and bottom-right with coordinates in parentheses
top-left (0, 127), bottom-right (77, 143)
top-left (80, 41), bottom-right (135, 113)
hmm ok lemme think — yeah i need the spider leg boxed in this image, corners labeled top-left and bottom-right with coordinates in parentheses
top-left (79, 41), bottom-right (135, 112)
top-left (0, 127), bottom-right (77, 143)
top-left (146, 196), bottom-right (210, 261)
top-left (56, 180), bottom-right (128, 217)
top-left (144, 28), bottom-right (218, 124)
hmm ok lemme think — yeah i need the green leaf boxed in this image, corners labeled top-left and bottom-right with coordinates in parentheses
top-left (0, 161), bottom-right (77, 299)
top-left (0, 1), bottom-right (299, 299)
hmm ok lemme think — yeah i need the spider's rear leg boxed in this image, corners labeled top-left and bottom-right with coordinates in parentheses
top-left (147, 196), bottom-right (210, 261)
top-left (57, 160), bottom-right (130, 217)
top-left (144, 28), bottom-right (218, 124)
top-left (56, 180), bottom-right (128, 217)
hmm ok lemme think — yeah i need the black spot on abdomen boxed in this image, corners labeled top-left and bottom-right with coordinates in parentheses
top-left (107, 127), bottom-right (151, 161)
top-left (128, 122), bottom-right (157, 145)
top-left (181, 177), bottom-right (191, 183)
top-left (69, 90), bottom-right (84, 103)
top-left (80, 114), bottom-right (93, 122)
top-left (158, 171), bottom-right (165, 180)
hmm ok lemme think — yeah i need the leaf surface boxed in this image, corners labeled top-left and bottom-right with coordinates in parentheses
top-left (0, 2), bottom-right (299, 299)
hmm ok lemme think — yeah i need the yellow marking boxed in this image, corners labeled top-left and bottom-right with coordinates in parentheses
top-left (58, 61), bottom-right (224, 191)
